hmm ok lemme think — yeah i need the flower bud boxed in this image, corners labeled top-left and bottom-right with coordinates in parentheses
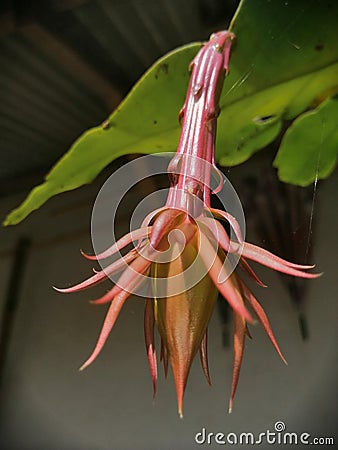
top-left (152, 224), bottom-right (218, 417)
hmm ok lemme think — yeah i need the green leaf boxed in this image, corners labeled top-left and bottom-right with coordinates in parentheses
top-left (217, 0), bottom-right (338, 165)
top-left (3, 44), bottom-right (200, 226)
top-left (4, 0), bottom-right (338, 225)
top-left (273, 96), bottom-right (338, 186)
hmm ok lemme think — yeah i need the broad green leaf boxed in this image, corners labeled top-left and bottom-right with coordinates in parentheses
top-left (3, 44), bottom-right (200, 226)
top-left (273, 96), bottom-right (338, 186)
top-left (217, 0), bottom-right (338, 165)
top-left (4, 0), bottom-right (338, 225)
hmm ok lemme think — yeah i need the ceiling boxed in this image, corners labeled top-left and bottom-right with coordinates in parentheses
top-left (0, 0), bottom-right (238, 190)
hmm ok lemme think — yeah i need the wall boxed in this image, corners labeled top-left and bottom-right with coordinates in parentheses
top-left (0, 158), bottom-right (337, 449)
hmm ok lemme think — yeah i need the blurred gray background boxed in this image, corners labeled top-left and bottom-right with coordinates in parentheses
top-left (0, 0), bottom-right (337, 449)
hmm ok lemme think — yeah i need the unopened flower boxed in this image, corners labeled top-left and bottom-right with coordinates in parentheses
top-left (56, 31), bottom-right (320, 417)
